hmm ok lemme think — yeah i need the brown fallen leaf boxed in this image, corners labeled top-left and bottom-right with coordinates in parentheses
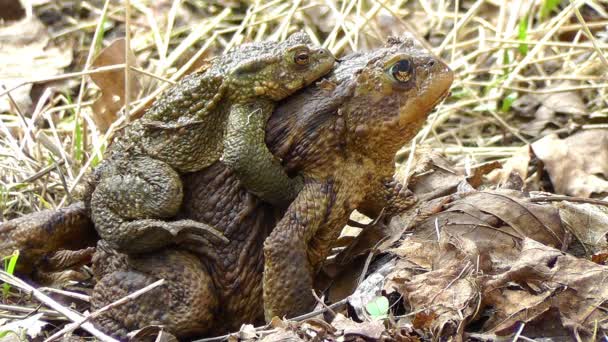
top-left (412, 311), bottom-right (438, 330)
top-left (450, 190), bottom-right (566, 248)
top-left (409, 190), bottom-right (567, 262)
top-left (331, 313), bottom-right (386, 340)
top-left (485, 145), bottom-right (532, 188)
top-left (513, 82), bottom-right (586, 136)
top-left (553, 200), bottom-right (608, 256)
top-left (90, 38), bottom-right (141, 132)
top-left (397, 148), bottom-right (461, 196)
top-left (387, 237), bottom-right (437, 270)
top-left (482, 238), bottom-right (608, 339)
top-left (466, 160), bottom-right (502, 189)
top-left (531, 129), bottom-right (608, 198)
top-left (591, 252), bottom-right (608, 265)
top-left (0, 17), bottom-right (72, 114)
top-left (260, 328), bottom-right (302, 342)
top-left (398, 234), bottom-right (480, 338)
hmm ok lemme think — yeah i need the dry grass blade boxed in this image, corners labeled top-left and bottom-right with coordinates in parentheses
top-left (43, 279), bottom-right (165, 342)
top-left (0, 270), bottom-right (117, 341)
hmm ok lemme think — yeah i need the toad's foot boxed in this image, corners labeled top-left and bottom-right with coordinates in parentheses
top-left (141, 218), bottom-right (228, 243)
top-left (103, 219), bottom-right (229, 253)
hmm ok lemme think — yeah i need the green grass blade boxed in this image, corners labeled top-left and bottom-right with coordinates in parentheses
top-left (518, 16), bottom-right (529, 56)
top-left (541, 0), bottom-right (560, 19)
top-left (2, 251), bottom-right (20, 296)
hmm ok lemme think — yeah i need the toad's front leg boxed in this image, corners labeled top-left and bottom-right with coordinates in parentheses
top-left (223, 101), bottom-right (303, 207)
top-left (263, 179), bottom-right (348, 320)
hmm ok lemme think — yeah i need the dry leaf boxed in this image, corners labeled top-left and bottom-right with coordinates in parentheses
top-left (331, 313), bottom-right (385, 340)
top-left (397, 148), bottom-right (461, 196)
top-left (0, 17), bottom-right (72, 114)
top-left (514, 82), bottom-right (586, 136)
top-left (591, 252), bottom-right (608, 265)
top-left (486, 145), bottom-right (532, 187)
top-left (387, 238), bottom-right (436, 270)
top-left (466, 160), bottom-right (502, 188)
top-left (0, 313), bottom-right (47, 340)
top-left (447, 190), bottom-right (565, 248)
top-left (482, 238), bottom-right (608, 338)
top-left (396, 235), bottom-right (480, 337)
top-left (365, 188), bottom-right (608, 338)
top-left (408, 190), bottom-right (567, 266)
top-left (412, 311), bottom-right (438, 330)
top-left (90, 38), bottom-right (141, 132)
top-left (532, 130), bottom-right (608, 197)
top-left (539, 84), bottom-right (586, 116)
top-left (554, 201), bottom-right (608, 255)
top-left (259, 329), bottom-right (302, 342)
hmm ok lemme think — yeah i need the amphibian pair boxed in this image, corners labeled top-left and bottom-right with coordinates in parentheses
top-left (89, 32), bottom-right (335, 253)
top-left (91, 36), bottom-right (453, 338)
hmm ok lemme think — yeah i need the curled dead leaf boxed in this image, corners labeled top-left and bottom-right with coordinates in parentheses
top-left (331, 313), bottom-right (385, 340)
top-left (531, 130), bottom-right (608, 198)
top-left (90, 38), bottom-right (141, 132)
top-left (482, 238), bottom-right (608, 338)
top-left (0, 17), bottom-right (72, 114)
top-left (553, 200), bottom-right (608, 256)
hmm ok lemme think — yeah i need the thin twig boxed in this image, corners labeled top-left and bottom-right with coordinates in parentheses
top-left (0, 271), bottom-right (117, 342)
top-left (43, 279), bottom-right (165, 342)
top-left (529, 196), bottom-right (608, 207)
top-left (38, 287), bottom-right (90, 302)
top-left (311, 290), bottom-right (336, 318)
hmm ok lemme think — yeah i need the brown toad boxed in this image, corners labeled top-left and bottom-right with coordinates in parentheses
top-left (90, 36), bottom-right (453, 337)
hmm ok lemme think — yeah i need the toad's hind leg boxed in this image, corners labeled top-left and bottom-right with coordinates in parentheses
top-left (91, 249), bottom-right (218, 339)
top-left (91, 156), bottom-right (225, 253)
top-left (223, 102), bottom-right (303, 206)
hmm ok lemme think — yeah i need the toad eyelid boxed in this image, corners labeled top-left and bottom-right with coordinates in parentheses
top-left (384, 54), bottom-right (411, 69)
top-left (287, 44), bottom-right (310, 53)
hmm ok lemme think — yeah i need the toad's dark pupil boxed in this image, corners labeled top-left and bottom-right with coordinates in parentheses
top-left (392, 59), bottom-right (412, 82)
top-left (295, 53), bottom-right (310, 65)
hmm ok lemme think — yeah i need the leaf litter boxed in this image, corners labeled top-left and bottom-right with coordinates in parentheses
top-left (315, 151), bottom-right (608, 341)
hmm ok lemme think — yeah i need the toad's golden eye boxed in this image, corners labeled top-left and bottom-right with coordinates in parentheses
top-left (390, 59), bottom-right (413, 83)
top-left (294, 51), bottom-right (310, 66)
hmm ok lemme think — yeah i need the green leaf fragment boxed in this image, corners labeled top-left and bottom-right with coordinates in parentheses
top-left (365, 295), bottom-right (389, 319)
top-left (0, 330), bottom-right (17, 339)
